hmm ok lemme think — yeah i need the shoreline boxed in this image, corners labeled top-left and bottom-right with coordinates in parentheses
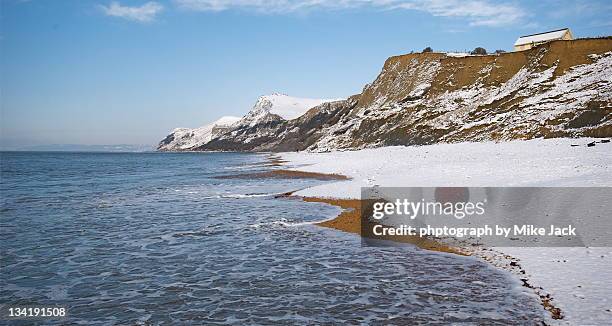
top-left (262, 145), bottom-right (584, 322)
top-left (301, 196), bottom-right (469, 256)
top-left (302, 194), bottom-right (563, 320)
top-left (298, 195), bottom-right (563, 320)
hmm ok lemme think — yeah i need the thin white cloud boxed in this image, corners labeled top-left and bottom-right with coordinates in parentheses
top-left (100, 1), bottom-right (164, 22)
top-left (174, 0), bottom-right (333, 13)
top-left (173, 0), bottom-right (526, 26)
top-left (392, 0), bottom-right (527, 27)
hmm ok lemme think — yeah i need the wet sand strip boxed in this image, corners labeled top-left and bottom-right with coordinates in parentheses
top-left (216, 169), bottom-right (349, 181)
top-left (267, 155), bottom-right (288, 167)
top-left (301, 197), bottom-right (468, 256)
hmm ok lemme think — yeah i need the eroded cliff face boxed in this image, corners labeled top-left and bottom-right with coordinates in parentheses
top-left (199, 38), bottom-right (612, 152)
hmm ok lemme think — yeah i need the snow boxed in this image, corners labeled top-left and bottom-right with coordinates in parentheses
top-left (280, 138), bottom-right (612, 324)
top-left (499, 247), bottom-right (612, 325)
top-left (514, 29), bottom-right (569, 46)
top-left (214, 116), bottom-right (241, 126)
top-left (158, 116), bottom-right (240, 150)
top-left (266, 93), bottom-right (342, 120)
top-left (445, 52), bottom-right (472, 57)
top-left (233, 93), bottom-right (342, 128)
top-left (521, 52), bottom-right (612, 114)
top-left (282, 138), bottom-right (611, 198)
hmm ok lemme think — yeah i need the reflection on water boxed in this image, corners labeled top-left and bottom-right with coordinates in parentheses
top-left (0, 152), bottom-right (546, 324)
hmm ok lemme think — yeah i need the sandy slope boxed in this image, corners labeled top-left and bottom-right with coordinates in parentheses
top-left (280, 138), bottom-right (612, 324)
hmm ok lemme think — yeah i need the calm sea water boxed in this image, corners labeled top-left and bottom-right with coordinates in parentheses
top-left (0, 152), bottom-right (546, 325)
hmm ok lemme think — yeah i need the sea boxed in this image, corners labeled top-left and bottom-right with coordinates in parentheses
top-left (0, 151), bottom-right (547, 325)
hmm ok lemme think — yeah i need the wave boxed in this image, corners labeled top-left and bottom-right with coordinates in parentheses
top-left (201, 192), bottom-right (284, 199)
top-left (248, 216), bottom-right (337, 228)
top-left (222, 163), bottom-right (278, 170)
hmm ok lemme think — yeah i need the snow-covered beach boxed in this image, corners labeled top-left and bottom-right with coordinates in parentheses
top-left (280, 138), bottom-right (612, 325)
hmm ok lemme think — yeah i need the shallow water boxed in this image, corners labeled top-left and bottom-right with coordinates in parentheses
top-left (0, 152), bottom-right (546, 324)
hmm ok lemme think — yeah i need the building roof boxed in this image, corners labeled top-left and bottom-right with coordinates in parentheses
top-left (514, 28), bottom-right (570, 46)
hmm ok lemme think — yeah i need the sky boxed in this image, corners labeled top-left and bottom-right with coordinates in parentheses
top-left (1, 0), bottom-right (611, 147)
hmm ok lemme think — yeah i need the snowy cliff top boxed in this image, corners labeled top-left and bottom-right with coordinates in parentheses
top-left (214, 116), bottom-right (242, 126)
top-left (259, 93), bottom-right (343, 120)
top-left (234, 93), bottom-right (343, 128)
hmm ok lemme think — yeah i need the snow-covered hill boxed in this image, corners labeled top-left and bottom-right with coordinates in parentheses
top-left (159, 94), bottom-right (341, 151)
top-left (233, 93), bottom-right (342, 128)
top-left (157, 116), bottom-right (240, 151)
top-left (190, 94), bottom-right (343, 150)
top-left (201, 38), bottom-right (612, 152)
top-left (162, 38), bottom-right (611, 153)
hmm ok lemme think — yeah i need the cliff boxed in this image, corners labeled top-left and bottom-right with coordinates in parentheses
top-left (158, 116), bottom-right (240, 151)
top-left (198, 38), bottom-right (612, 152)
top-left (158, 94), bottom-right (340, 151)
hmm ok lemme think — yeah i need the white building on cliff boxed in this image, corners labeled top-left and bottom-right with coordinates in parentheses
top-left (513, 28), bottom-right (573, 51)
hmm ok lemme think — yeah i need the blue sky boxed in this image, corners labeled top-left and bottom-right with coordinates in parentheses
top-left (1, 0), bottom-right (610, 147)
